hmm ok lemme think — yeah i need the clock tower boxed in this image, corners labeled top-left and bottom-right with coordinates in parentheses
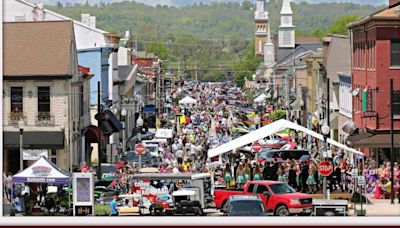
top-left (254, 0), bottom-right (269, 57)
top-left (279, 0), bottom-right (295, 49)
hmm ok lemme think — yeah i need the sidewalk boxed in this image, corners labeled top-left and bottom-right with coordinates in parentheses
top-left (363, 194), bottom-right (400, 216)
top-left (2, 197), bottom-right (12, 216)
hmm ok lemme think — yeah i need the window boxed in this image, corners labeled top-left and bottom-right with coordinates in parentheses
top-left (38, 86), bottom-right (50, 119)
top-left (393, 91), bottom-right (400, 116)
top-left (391, 39), bottom-right (400, 66)
top-left (51, 150), bottom-right (57, 165)
top-left (247, 184), bottom-right (256, 193)
top-left (256, 185), bottom-right (269, 194)
top-left (80, 85), bottom-right (84, 117)
top-left (11, 87), bottom-right (23, 112)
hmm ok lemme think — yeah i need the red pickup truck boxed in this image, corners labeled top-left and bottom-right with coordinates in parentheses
top-left (214, 181), bottom-right (313, 216)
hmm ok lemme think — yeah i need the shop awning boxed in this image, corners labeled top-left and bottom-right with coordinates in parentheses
top-left (4, 131), bottom-right (64, 149)
top-left (347, 131), bottom-right (400, 148)
top-left (84, 125), bottom-right (106, 143)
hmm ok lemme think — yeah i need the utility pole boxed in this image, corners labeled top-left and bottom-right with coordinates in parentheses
top-left (390, 79), bottom-right (395, 204)
top-left (285, 75), bottom-right (291, 121)
top-left (322, 78), bottom-right (331, 200)
top-left (97, 81), bottom-right (102, 180)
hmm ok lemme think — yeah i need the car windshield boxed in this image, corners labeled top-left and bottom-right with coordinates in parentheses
top-left (146, 146), bottom-right (157, 153)
top-left (229, 201), bottom-right (264, 215)
top-left (262, 151), bottom-right (310, 160)
top-left (126, 152), bottom-right (150, 162)
top-left (101, 165), bottom-right (116, 174)
top-left (269, 183), bottom-right (296, 195)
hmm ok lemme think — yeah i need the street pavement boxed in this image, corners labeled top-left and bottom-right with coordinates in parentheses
top-left (363, 194), bottom-right (400, 216)
top-left (3, 197), bottom-right (12, 216)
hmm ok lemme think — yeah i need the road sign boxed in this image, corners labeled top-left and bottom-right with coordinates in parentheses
top-left (135, 144), bottom-right (146, 155)
top-left (357, 176), bottom-right (365, 187)
top-left (318, 161), bottom-right (333, 176)
top-left (351, 169), bottom-right (358, 178)
top-left (252, 142), bottom-right (262, 153)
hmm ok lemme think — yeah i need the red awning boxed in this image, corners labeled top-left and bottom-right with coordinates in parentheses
top-left (132, 58), bottom-right (153, 67)
top-left (84, 125), bottom-right (106, 143)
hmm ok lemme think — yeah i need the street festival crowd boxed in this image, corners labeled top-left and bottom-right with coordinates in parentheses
top-left (3, 80), bottom-right (400, 214)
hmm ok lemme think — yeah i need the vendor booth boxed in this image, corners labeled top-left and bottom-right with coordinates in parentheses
top-left (11, 156), bottom-right (72, 215)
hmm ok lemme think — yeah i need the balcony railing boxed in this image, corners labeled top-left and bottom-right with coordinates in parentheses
top-left (36, 112), bottom-right (55, 126)
top-left (8, 111), bottom-right (26, 124)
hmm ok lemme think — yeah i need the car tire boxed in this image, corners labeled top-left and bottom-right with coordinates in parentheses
top-left (275, 205), bottom-right (290, 216)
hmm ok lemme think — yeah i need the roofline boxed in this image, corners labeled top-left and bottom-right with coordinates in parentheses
top-left (348, 3), bottom-right (400, 29)
top-left (16, 0), bottom-right (109, 34)
top-left (4, 75), bottom-right (73, 80)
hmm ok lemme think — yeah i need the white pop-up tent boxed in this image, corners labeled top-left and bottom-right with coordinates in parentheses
top-left (207, 119), bottom-right (363, 158)
top-left (12, 156), bottom-right (71, 184)
top-left (254, 93), bottom-right (268, 103)
top-left (178, 96), bottom-right (197, 105)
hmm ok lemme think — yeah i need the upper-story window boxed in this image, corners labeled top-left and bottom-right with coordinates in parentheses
top-left (38, 86), bottom-right (50, 120)
top-left (390, 39), bottom-right (400, 66)
top-left (11, 87), bottom-right (23, 113)
top-left (80, 85), bottom-right (84, 117)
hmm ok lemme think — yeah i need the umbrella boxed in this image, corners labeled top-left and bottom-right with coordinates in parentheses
top-left (178, 96), bottom-right (197, 105)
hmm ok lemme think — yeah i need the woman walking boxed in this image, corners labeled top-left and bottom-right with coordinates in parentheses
top-left (307, 163), bottom-right (317, 194)
top-left (224, 163), bottom-right (233, 189)
top-left (253, 164), bottom-right (262, 181)
top-left (236, 164), bottom-right (246, 189)
top-left (244, 163), bottom-right (251, 183)
top-left (288, 164), bottom-right (298, 190)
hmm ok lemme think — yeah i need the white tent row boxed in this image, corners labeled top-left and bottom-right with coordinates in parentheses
top-left (207, 119), bottom-right (363, 158)
top-left (178, 96), bottom-right (197, 105)
top-left (254, 93), bottom-right (268, 103)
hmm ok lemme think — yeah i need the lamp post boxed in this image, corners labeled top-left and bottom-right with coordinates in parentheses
top-left (121, 109), bottom-right (127, 155)
top-left (321, 124), bottom-right (330, 200)
top-left (18, 119), bottom-right (25, 172)
top-left (136, 114), bottom-right (144, 169)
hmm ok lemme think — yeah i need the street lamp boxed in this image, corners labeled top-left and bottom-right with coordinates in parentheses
top-left (121, 109), bottom-right (127, 155)
top-left (136, 114), bottom-right (144, 169)
top-left (18, 119), bottom-right (25, 172)
top-left (321, 124), bottom-right (330, 199)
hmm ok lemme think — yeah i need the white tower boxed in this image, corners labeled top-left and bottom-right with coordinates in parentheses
top-left (254, 0), bottom-right (269, 57)
top-left (279, 0), bottom-right (295, 49)
top-left (264, 26), bottom-right (275, 67)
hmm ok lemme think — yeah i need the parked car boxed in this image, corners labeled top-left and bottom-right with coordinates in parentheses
top-left (214, 181), bottom-right (313, 216)
top-left (221, 195), bottom-right (266, 216)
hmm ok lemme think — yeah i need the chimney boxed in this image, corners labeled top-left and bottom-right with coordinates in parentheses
top-left (390, 0), bottom-right (400, 7)
top-left (89, 16), bottom-right (96, 28)
top-left (81, 14), bottom-right (90, 26)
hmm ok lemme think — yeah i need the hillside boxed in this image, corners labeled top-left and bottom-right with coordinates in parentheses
top-left (47, 0), bottom-right (383, 39)
top-left (33, 0), bottom-right (387, 7)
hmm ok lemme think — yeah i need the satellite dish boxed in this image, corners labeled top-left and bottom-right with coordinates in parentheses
top-left (351, 88), bottom-right (360, 96)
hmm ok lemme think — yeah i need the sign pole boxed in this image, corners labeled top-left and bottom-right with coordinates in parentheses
top-left (390, 79), bottom-right (395, 204)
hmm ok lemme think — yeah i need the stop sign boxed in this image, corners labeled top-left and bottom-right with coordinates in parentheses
top-left (135, 144), bottom-right (146, 155)
top-left (252, 142), bottom-right (261, 153)
top-left (318, 161), bottom-right (333, 176)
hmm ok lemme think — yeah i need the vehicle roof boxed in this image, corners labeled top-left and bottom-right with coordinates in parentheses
top-left (269, 149), bottom-right (311, 152)
top-left (228, 195), bottom-right (262, 201)
top-left (131, 173), bottom-right (210, 180)
top-left (247, 180), bottom-right (284, 185)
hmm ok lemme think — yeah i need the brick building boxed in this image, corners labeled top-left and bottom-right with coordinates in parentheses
top-left (347, 0), bottom-right (400, 162)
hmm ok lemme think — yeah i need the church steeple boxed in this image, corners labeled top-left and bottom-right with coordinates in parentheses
top-left (279, 0), bottom-right (295, 49)
top-left (254, 0), bottom-right (270, 57)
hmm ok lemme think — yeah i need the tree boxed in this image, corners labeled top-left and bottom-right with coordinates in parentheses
top-left (242, 0), bottom-right (253, 11)
top-left (327, 15), bottom-right (358, 35)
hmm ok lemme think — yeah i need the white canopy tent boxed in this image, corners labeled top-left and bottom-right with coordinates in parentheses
top-left (178, 96), bottom-right (197, 105)
top-left (254, 93), bottom-right (268, 103)
top-left (207, 119), bottom-right (363, 158)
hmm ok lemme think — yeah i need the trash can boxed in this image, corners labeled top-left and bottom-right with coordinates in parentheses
top-left (355, 204), bottom-right (366, 216)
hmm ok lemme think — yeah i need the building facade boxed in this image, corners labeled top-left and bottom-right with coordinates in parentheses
top-left (348, 0), bottom-right (400, 161)
top-left (2, 21), bottom-right (86, 173)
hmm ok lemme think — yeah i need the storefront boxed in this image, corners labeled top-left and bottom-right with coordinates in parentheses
top-left (3, 131), bottom-right (64, 174)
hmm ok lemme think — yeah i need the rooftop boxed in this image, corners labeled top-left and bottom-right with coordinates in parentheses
top-left (3, 20), bottom-right (76, 77)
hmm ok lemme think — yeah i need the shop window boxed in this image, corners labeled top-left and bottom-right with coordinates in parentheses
top-left (390, 39), bottom-right (400, 66)
top-left (393, 91), bottom-right (400, 117)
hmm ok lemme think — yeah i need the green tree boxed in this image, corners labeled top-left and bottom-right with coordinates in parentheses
top-left (242, 0), bottom-right (253, 11)
top-left (327, 15), bottom-right (358, 35)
